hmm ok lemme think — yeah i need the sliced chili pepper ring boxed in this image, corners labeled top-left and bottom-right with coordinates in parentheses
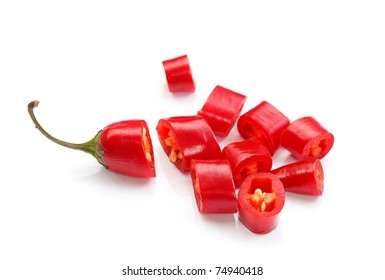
top-left (198, 85), bottom-right (247, 137)
top-left (156, 115), bottom-right (221, 172)
top-left (162, 54), bottom-right (195, 93)
top-left (281, 116), bottom-right (334, 160)
top-left (237, 101), bottom-right (290, 155)
top-left (222, 137), bottom-right (272, 188)
top-left (271, 159), bottom-right (324, 196)
top-left (238, 172), bottom-right (285, 234)
top-left (190, 159), bottom-right (237, 213)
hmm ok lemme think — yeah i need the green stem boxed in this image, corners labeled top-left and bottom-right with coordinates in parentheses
top-left (28, 100), bottom-right (106, 168)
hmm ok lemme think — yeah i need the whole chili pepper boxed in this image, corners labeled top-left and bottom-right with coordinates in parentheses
top-left (237, 101), bottom-right (290, 155)
top-left (28, 101), bottom-right (156, 178)
top-left (271, 159), bottom-right (324, 196)
top-left (280, 116), bottom-right (334, 160)
top-left (156, 115), bottom-right (221, 172)
top-left (238, 172), bottom-right (285, 234)
top-left (190, 159), bottom-right (237, 214)
top-left (197, 85), bottom-right (247, 137)
top-left (222, 137), bottom-right (272, 188)
top-left (162, 54), bottom-right (195, 93)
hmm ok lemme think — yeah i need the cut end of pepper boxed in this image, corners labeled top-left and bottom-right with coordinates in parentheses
top-left (281, 116), bottom-right (334, 160)
top-left (314, 159), bottom-right (325, 195)
top-left (192, 174), bottom-right (203, 212)
top-left (139, 123), bottom-right (157, 177)
top-left (142, 127), bottom-right (154, 163)
top-left (306, 133), bottom-right (334, 160)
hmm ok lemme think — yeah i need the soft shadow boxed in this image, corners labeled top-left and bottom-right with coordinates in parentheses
top-left (197, 213), bottom-right (238, 234)
top-left (202, 213), bottom-right (237, 224)
top-left (285, 192), bottom-right (322, 203)
top-left (72, 167), bottom-right (154, 190)
top-left (161, 84), bottom-right (196, 98)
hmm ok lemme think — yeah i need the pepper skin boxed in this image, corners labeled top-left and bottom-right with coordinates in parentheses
top-left (162, 54), bottom-right (195, 93)
top-left (100, 120), bottom-right (156, 177)
top-left (222, 137), bottom-right (272, 188)
top-left (197, 85), bottom-right (247, 137)
top-left (271, 159), bottom-right (324, 196)
top-left (156, 115), bottom-right (221, 172)
top-left (238, 172), bottom-right (285, 234)
top-left (28, 101), bottom-right (156, 178)
top-left (237, 101), bottom-right (290, 155)
top-left (280, 116), bottom-right (334, 160)
top-left (190, 159), bottom-right (237, 213)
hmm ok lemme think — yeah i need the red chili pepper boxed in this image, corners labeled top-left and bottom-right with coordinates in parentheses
top-left (156, 115), bottom-right (221, 172)
top-left (271, 159), bottom-right (324, 196)
top-left (190, 159), bottom-right (237, 213)
top-left (162, 54), bottom-right (195, 93)
top-left (197, 85), bottom-right (247, 137)
top-left (237, 101), bottom-right (290, 155)
top-left (222, 137), bottom-right (272, 188)
top-left (238, 172), bottom-right (285, 234)
top-left (281, 116), bottom-right (334, 160)
top-left (28, 101), bottom-right (156, 178)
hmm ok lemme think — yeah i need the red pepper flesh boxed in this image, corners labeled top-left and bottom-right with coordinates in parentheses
top-left (238, 172), bottom-right (285, 234)
top-left (162, 54), bottom-right (195, 93)
top-left (237, 101), bottom-right (290, 155)
top-left (190, 159), bottom-right (237, 213)
top-left (198, 85), bottom-right (247, 137)
top-left (28, 101), bottom-right (156, 178)
top-left (156, 115), bottom-right (221, 172)
top-left (281, 116), bottom-right (334, 160)
top-left (271, 159), bottom-right (324, 196)
top-left (222, 137), bottom-right (272, 188)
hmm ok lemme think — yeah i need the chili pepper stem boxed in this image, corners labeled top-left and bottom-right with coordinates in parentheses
top-left (28, 100), bottom-right (106, 168)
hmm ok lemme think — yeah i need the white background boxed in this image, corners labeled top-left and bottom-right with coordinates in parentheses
top-left (1, 1), bottom-right (385, 279)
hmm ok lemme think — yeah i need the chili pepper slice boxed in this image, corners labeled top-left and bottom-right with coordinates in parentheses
top-left (271, 159), bottom-right (324, 196)
top-left (162, 54), bottom-right (195, 93)
top-left (222, 137), bottom-right (272, 188)
top-left (197, 85), bottom-right (247, 137)
top-left (156, 115), bottom-right (221, 172)
top-left (28, 101), bottom-right (156, 178)
top-left (238, 172), bottom-right (285, 234)
top-left (237, 101), bottom-right (290, 155)
top-left (280, 116), bottom-right (334, 160)
top-left (190, 159), bottom-right (237, 213)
